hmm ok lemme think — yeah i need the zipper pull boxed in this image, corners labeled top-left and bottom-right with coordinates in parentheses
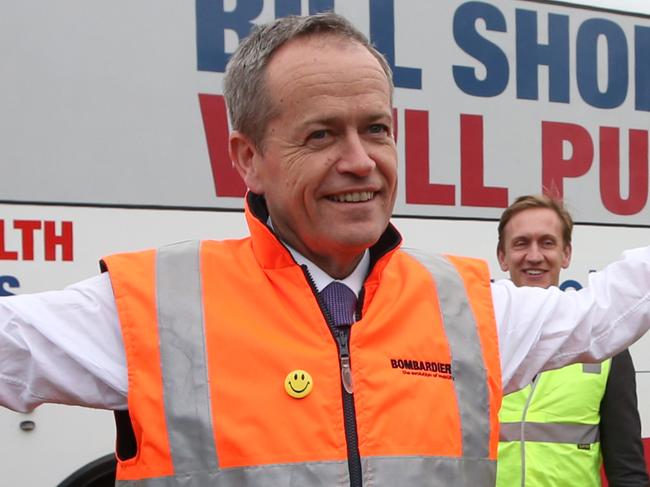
top-left (335, 327), bottom-right (354, 394)
top-left (341, 355), bottom-right (354, 394)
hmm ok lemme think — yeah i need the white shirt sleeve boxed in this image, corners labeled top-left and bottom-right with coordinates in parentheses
top-left (0, 273), bottom-right (127, 412)
top-left (0, 246), bottom-right (649, 410)
top-left (496, 246), bottom-right (650, 393)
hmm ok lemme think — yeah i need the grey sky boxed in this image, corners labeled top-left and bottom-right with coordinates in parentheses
top-left (562, 0), bottom-right (650, 14)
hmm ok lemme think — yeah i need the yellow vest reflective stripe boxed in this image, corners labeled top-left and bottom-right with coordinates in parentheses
top-left (496, 361), bottom-right (611, 487)
top-left (499, 422), bottom-right (600, 444)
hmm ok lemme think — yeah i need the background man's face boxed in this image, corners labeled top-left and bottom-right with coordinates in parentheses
top-left (497, 208), bottom-right (572, 288)
top-left (240, 35), bottom-right (397, 275)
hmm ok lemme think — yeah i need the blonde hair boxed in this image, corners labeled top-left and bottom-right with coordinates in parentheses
top-left (497, 194), bottom-right (573, 252)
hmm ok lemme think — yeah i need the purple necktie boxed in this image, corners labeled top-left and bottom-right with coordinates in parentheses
top-left (319, 281), bottom-right (357, 326)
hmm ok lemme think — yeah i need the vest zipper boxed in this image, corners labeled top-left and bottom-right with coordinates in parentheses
top-left (334, 325), bottom-right (354, 394)
top-left (301, 265), bottom-right (363, 487)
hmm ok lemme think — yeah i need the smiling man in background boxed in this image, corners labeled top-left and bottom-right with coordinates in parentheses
top-left (496, 194), bottom-right (649, 487)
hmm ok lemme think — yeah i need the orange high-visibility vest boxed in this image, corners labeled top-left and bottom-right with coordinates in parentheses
top-left (102, 194), bottom-right (502, 487)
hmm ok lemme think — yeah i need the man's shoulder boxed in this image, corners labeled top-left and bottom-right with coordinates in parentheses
top-left (399, 248), bottom-right (488, 266)
top-left (394, 249), bottom-right (492, 289)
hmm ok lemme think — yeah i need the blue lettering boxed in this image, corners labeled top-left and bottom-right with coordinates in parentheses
top-left (369, 0), bottom-right (422, 89)
top-left (452, 1), bottom-right (509, 97)
top-left (577, 19), bottom-right (629, 109)
top-left (0, 275), bottom-right (19, 296)
top-left (560, 279), bottom-right (582, 291)
top-left (636, 26), bottom-right (650, 111)
top-left (275, 0), bottom-right (333, 17)
top-left (196, 0), bottom-right (264, 73)
top-left (516, 10), bottom-right (569, 103)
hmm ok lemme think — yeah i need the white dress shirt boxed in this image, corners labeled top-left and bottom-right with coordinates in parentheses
top-left (1, 246), bottom-right (650, 412)
top-left (285, 245), bottom-right (370, 298)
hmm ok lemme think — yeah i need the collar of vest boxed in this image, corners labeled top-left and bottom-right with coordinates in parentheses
top-left (245, 191), bottom-right (403, 276)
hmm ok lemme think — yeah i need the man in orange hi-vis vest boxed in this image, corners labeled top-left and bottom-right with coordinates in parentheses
top-left (1, 12), bottom-right (650, 487)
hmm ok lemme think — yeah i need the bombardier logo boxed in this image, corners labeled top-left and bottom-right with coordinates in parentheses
top-left (390, 359), bottom-right (453, 380)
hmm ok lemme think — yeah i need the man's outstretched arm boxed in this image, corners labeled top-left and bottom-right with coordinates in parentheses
top-left (0, 273), bottom-right (127, 411)
top-left (2, 246), bottom-right (650, 410)
top-left (496, 246), bottom-right (650, 393)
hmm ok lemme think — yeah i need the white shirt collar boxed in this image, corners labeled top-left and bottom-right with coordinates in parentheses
top-left (267, 218), bottom-right (369, 296)
top-left (288, 246), bottom-right (369, 297)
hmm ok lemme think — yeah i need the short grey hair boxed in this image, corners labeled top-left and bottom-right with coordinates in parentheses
top-left (223, 12), bottom-right (393, 149)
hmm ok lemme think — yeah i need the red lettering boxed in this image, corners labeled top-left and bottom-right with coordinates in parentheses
top-left (404, 109), bottom-right (455, 205)
top-left (44, 221), bottom-right (73, 261)
top-left (542, 121), bottom-right (593, 198)
top-left (198, 93), bottom-right (246, 198)
top-left (600, 128), bottom-right (649, 216)
top-left (13, 220), bottom-right (41, 261)
top-left (460, 114), bottom-right (508, 208)
top-left (0, 220), bottom-right (18, 260)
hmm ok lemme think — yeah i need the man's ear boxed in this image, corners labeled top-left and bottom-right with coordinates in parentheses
top-left (562, 243), bottom-right (573, 269)
top-left (497, 247), bottom-right (509, 272)
top-left (229, 131), bottom-right (264, 194)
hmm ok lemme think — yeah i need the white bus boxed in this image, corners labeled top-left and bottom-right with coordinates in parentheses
top-left (1, 0), bottom-right (649, 484)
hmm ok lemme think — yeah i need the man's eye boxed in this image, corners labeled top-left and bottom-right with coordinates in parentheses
top-left (368, 124), bottom-right (389, 134)
top-left (309, 130), bottom-right (328, 140)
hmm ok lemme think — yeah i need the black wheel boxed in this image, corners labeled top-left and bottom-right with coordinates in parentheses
top-left (57, 453), bottom-right (116, 487)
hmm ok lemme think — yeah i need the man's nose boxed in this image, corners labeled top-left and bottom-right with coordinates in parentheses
top-left (526, 244), bottom-right (544, 263)
top-left (337, 132), bottom-right (376, 176)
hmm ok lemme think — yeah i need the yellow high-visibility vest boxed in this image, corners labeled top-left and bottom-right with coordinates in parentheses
top-left (496, 360), bottom-right (610, 487)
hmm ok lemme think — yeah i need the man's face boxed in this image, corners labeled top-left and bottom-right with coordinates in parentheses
top-left (497, 208), bottom-right (572, 288)
top-left (231, 35), bottom-right (397, 277)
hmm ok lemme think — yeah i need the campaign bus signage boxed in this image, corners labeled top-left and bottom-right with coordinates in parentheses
top-left (1, 0), bottom-right (648, 225)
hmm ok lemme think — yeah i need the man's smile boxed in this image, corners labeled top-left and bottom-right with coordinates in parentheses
top-left (524, 269), bottom-right (546, 276)
top-left (327, 191), bottom-right (375, 203)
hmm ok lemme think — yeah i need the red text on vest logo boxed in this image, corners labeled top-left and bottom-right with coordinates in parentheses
top-left (390, 359), bottom-right (453, 380)
top-left (0, 220), bottom-right (73, 261)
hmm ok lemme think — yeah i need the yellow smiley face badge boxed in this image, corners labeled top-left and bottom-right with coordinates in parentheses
top-left (285, 370), bottom-right (313, 399)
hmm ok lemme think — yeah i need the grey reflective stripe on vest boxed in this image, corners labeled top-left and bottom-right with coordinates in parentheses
top-left (404, 249), bottom-right (492, 460)
top-left (117, 461), bottom-right (349, 487)
top-left (500, 421), bottom-right (600, 444)
top-left (582, 363), bottom-right (602, 374)
top-left (117, 456), bottom-right (495, 487)
top-left (364, 456), bottom-right (496, 486)
top-left (156, 241), bottom-right (219, 475)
